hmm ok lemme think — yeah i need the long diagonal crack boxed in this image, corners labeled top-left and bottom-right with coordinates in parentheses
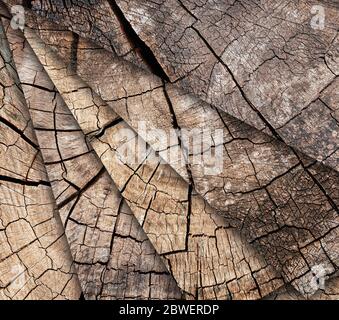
top-left (0, 0), bottom-right (338, 299)
top-left (19, 23), bottom-right (286, 299)
top-left (2, 13), bottom-right (183, 299)
top-left (0, 12), bottom-right (82, 300)
top-left (21, 17), bottom-right (339, 296)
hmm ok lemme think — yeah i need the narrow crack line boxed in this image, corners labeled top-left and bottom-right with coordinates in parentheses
top-left (185, 184), bottom-right (193, 252)
top-left (43, 150), bottom-right (93, 165)
top-left (161, 248), bottom-right (188, 256)
top-left (141, 192), bottom-right (156, 229)
top-left (69, 32), bottom-right (79, 72)
top-left (276, 77), bottom-right (338, 130)
top-left (57, 166), bottom-right (106, 209)
top-left (163, 82), bottom-right (195, 188)
top-left (90, 117), bottom-right (123, 139)
top-left (63, 177), bottom-right (80, 191)
top-left (0, 116), bottom-right (39, 149)
top-left (51, 91), bottom-right (67, 174)
top-left (107, 84), bottom-right (164, 103)
top-left (164, 258), bottom-right (186, 298)
top-left (196, 243), bottom-right (202, 300)
top-left (119, 149), bottom-right (150, 194)
top-left (243, 257), bottom-right (263, 298)
top-left (0, 174), bottom-right (50, 186)
top-left (63, 194), bottom-right (81, 230)
top-left (177, 0), bottom-right (199, 21)
top-left (189, 25), bottom-right (283, 142)
top-left (109, 198), bottom-right (123, 253)
top-left (35, 127), bottom-right (81, 133)
top-left (107, 0), bottom-right (170, 81)
top-left (21, 82), bottom-right (56, 93)
top-left (299, 157), bottom-right (339, 213)
top-left (163, 83), bottom-right (181, 130)
top-left (95, 198), bottom-right (123, 299)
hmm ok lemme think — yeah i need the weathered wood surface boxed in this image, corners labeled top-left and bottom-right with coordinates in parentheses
top-left (0, 17), bottom-right (82, 300)
top-left (265, 274), bottom-right (339, 300)
top-left (0, 0), bottom-right (337, 299)
top-left (23, 25), bottom-right (286, 300)
top-left (23, 16), bottom-right (339, 295)
top-left (25, 0), bottom-right (339, 171)
top-left (27, 0), bottom-right (145, 69)
top-left (2, 13), bottom-right (182, 300)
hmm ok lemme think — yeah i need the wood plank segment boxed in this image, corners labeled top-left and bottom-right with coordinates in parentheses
top-left (0, 16), bottom-right (81, 300)
top-left (2, 13), bottom-right (182, 300)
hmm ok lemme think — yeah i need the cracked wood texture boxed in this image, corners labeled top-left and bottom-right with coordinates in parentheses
top-left (23, 15), bottom-right (339, 295)
top-left (104, 0), bottom-right (339, 171)
top-left (0, 10), bottom-right (182, 300)
top-left (0, 17), bottom-right (81, 300)
top-left (0, 0), bottom-right (338, 300)
top-left (265, 273), bottom-right (339, 300)
top-left (22, 24), bottom-right (284, 300)
top-left (27, 0), bottom-right (339, 171)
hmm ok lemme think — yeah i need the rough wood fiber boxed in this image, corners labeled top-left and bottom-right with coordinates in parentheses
top-left (0, 0), bottom-right (337, 299)
top-left (23, 27), bottom-right (287, 300)
top-left (24, 20), bottom-right (339, 295)
top-left (2, 14), bottom-right (183, 300)
top-left (25, 0), bottom-right (339, 171)
top-left (0, 18), bottom-right (82, 300)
